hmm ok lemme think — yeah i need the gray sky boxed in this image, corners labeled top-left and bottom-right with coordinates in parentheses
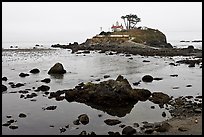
top-left (2, 2), bottom-right (202, 43)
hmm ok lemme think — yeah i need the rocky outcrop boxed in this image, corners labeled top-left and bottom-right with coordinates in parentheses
top-left (64, 75), bottom-right (151, 117)
top-left (48, 63), bottom-right (66, 74)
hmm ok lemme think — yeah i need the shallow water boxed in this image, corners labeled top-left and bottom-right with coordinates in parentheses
top-left (2, 48), bottom-right (202, 135)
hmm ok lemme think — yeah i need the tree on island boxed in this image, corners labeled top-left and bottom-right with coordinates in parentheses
top-left (121, 14), bottom-right (141, 30)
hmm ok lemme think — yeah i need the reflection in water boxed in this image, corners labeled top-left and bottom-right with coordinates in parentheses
top-left (49, 74), bottom-right (64, 79)
top-left (65, 99), bottom-right (137, 117)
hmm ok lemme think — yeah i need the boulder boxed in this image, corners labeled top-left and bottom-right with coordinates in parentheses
top-left (149, 92), bottom-right (171, 105)
top-left (142, 75), bottom-right (153, 82)
top-left (122, 126), bottom-right (136, 135)
top-left (48, 63), bottom-right (66, 74)
top-left (2, 77), bottom-right (8, 81)
top-left (78, 114), bottom-right (89, 125)
top-left (30, 68), bottom-right (40, 74)
top-left (2, 84), bottom-right (7, 92)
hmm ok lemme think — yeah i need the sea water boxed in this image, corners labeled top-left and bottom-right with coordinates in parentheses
top-left (2, 33), bottom-right (202, 134)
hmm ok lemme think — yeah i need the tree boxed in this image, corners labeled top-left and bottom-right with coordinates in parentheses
top-left (121, 14), bottom-right (141, 29)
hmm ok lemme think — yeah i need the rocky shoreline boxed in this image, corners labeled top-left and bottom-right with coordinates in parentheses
top-left (51, 41), bottom-right (202, 57)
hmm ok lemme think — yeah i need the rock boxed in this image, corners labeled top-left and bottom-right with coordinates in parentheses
top-left (144, 128), bottom-right (154, 134)
top-left (194, 108), bottom-right (202, 113)
top-left (104, 75), bottom-right (110, 78)
top-left (142, 75), bottom-right (153, 82)
top-left (143, 60), bottom-right (150, 62)
top-left (187, 45), bottom-right (194, 50)
top-left (162, 112), bottom-right (166, 117)
top-left (155, 122), bottom-right (171, 132)
top-left (178, 126), bottom-right (188, 132)
top-left (19, 73), bottom-right (29, 77)
top-left (88, 132), bottom-right (96, 135)
top-left (7, 119), bottom-right (15, 124)
top-left (98, 114), bottom-right (102, 117)
top-left (6, 115), bottom-right (12, 118)
top-left (169, 63), bottom-right (176, 66)
top-left (30, 68), bottom-right (40, 74)
top-left (9, 125), bottom-right (18, 129)
top-left (104, 119), bottom-right (121, 126)
top-left (130, 89), bottom-right (151, 101)
top-left (26, 93), bottom-right (38, 98)
top-left (2, 77), bottom-right (8, 81)
top-left (73, 119), bottom-right (80, 125)
top-left (186, 84), bottom-right (192, 87)
top-left (143, 123), bottom-right (154, 128)
top-left (133, 123), bottom-right (139, 127)
top-left (153, 78), bottom-right (163, 81)
top-left (188, 63), bottom-right (195, 67)
top-left (2, 122), bottom-right (11, 127)
top-left (79, 131), bottom-right (87, 135)
top-left (43, 106), bottom-right (57, 110)
top-left (65, 124), bottom-right (69, 128)
top-left (19, 113), bottom-right (27, 118)
top-left (108, 131), bottom-right (120, 135)
top-left (149, 92), bottom-right (171, 105)
top-left (48, 63), bottom-right (66, 74)
top-left (2, 84), bottom-right (7, 92)
top-left (133, 80), bottom-right (141, 86)
top-left (41, 78), bottom-right (51, 83)
top-left (55, 96), bottom-right (65, 101)
top-left (170, 74), bottom-right (178, 77)
top-left (37, 85), bottom-right (50, 91)
top-left (119, 124), bottom-right (126, 128)
top-left (122, 126), bottom-right (136, 135)
top-left (78, 114), bottom-right (89, 125)
top-left (15, 83), bottom-right (25, 88)
top-left (60, 127), bottom-right (66, 133)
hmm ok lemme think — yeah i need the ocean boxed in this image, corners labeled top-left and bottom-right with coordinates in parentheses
top-left (2, 33), bottom-right (202, 135)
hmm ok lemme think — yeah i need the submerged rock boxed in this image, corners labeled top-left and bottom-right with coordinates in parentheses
top-left (48, 63), bottom-right (66, 74)
top-left (104, 119), bottom-right (121, 126)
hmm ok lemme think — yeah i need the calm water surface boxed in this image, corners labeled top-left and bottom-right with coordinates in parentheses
top-left (2, 47), bottom-right (202, 135)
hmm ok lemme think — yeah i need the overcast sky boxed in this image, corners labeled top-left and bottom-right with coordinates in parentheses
top-left (2, 2), bottom-right (202, 43)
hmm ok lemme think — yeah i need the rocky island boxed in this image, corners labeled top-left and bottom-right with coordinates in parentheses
top-left (51, 27), bottom-right (201, 57)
